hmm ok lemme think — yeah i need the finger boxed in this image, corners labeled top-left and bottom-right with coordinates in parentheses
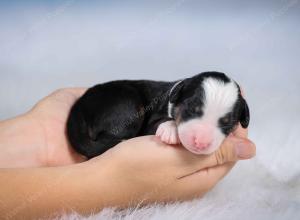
top-left (208, 136), bottom-right (255, 166)
top-left (240, 86), bottom-right (246, 98)
top-left (65, 87), bottom-right (87, 97)
top-left (232, 123), bottom-right (248, 138)
top-left (174, 136), bottom-right (255, 176)
top-left (173, 162), bottom-right (236, 200)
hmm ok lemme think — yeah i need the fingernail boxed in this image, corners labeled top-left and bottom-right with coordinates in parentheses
top-left (235, 141), bottom-right (254, 159)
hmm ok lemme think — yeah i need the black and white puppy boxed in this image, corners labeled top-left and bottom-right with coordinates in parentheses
top-left (67, 72), bottom-right (250, 158)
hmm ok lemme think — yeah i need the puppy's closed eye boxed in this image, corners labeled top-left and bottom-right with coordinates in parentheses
top-left (195, 106), bottom-right (202, 113)
top-left (220, 116), bottom-right (230, 124)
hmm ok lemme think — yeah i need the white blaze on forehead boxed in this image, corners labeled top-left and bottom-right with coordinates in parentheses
top-left (202, 77), bottom-right (238, 121)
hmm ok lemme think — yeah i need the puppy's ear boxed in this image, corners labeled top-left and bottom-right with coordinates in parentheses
top-left (169, 81), bottom-right (185, 103)
top-left (239, 97), bottom-right (250, 128)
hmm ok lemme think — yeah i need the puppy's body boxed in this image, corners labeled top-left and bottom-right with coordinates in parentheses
top-left (67, 80), bottom-right (175, 158)
top-left (67, 72), bottom-right (249, 158)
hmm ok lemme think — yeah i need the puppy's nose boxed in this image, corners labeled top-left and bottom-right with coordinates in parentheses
top-left (194, 137), bottom-right (212, 150)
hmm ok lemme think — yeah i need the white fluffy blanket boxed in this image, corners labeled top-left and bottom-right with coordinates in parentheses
top-left (58, 92), bottom-right (300, 220)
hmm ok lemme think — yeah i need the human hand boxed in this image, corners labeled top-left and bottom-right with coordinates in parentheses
top-left (85, 124), bottom-right (255, 207)
top-left (0, 102), bottom-right (255, 218)
top-left (0, 124), bottom-right (255, 219)
top-left (27, 88), bottom-right (88, 166)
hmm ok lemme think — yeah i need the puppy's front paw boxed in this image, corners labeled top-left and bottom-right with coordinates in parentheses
top-left (156, 120), bottom-right (180, 145)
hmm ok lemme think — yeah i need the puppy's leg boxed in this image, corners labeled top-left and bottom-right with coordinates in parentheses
top-left (156, 120), bottom-right (180, 145)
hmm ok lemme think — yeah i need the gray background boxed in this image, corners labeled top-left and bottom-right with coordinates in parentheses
top-left (0, 0), bottom-right (300, 179)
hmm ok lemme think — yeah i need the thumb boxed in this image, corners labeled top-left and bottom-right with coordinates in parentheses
top-left (174, 137), bottom-right (255, 193)
top-left (214, 136), bottom-right (256, 165)
top-left (176, 136), bottom-right (256, 177)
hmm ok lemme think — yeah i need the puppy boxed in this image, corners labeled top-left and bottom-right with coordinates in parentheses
top-left (67, 72), bottom-right (249, 158)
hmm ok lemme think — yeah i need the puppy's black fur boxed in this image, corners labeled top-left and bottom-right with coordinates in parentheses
top-left (67, 72), bottom-right (249, 158)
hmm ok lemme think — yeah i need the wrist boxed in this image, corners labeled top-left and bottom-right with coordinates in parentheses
top-left (81, 150), bottom-right (171, 209)
top-left (75, 152), bottom-right (151, 211)
top-left (60, 156), bottom-right (122, 213)
top-left (82, 154), bottom-right (125, 205)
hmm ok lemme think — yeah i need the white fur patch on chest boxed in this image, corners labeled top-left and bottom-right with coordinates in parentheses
top-left (202, 78), bottom-right (238, 122)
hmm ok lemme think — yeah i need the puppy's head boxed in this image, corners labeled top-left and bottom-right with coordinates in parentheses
top-left (170, 72), bottom-right (250, 155)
